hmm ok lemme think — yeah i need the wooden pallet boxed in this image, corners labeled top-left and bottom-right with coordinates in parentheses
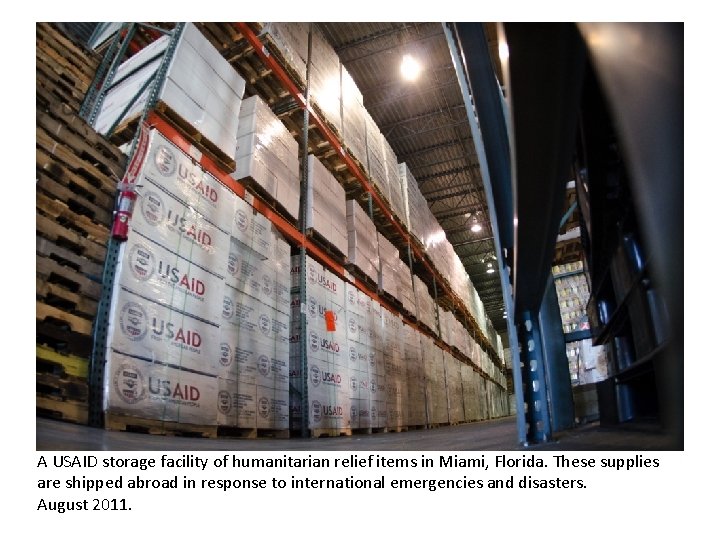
top-left (105, 413), bottom-right (217, 439)
top-left (385, 426), bottom-right (409, 433)
top-left (37, 372), bottom-right (89, 403)
top-left (344, 262), bottom-right (378, 290)
top-left (36, 23), bottom-right (99, 88)
top-left (37, 277), bottom-right (99, 319)
top-left (305, 228), bottom-right (348, 266)
top-left (37, 108), bottom-right (126, 180)
top-left (37, 395), bottom-right (88, 425)
top-left (235, 174), bottom-right (300, 227)
top-left (36, 192), bottom-right (109, 255)
top-left (36, 253), bottom-right (102, 301)
top-left (405, 424), bottom-right (428, 431)
top-left (36, 320), bottom-right (93, 358)
top-left (309, 427), bottom-right (352, 438)
top-left (37, 235), bottom-right (104, 281)
top-left (36, 125), bottom-right (118, 196)
top-left (36, 344), bottom-right (89, 379)
top-left (156, 101), bottom-right (237, 173)
top-left (36, 300), bottom-right (93, 336)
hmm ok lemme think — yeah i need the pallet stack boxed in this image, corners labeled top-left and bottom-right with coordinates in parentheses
top-left (36, 23), bottom-right (127, 425)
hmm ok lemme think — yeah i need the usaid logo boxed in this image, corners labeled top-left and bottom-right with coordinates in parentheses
top-left (217, 390), bottom-right (232, 414)
top-left (258, 314), bottom-right (271, 336)
top-left (258, 397), bottom-right (270, 418)
top-left (128, 243), bottom-right (154, 281)
top-left (234, 208), bottom-right (249, 231)
top-left (119, 301), bottom-right (148, 341)
top-left (308, 296), bottom-right (318, 319)
top-left (369, 352), bottom-right (376, 367)
top-left (153, 145), bottom-right (177, 176)
top-left (308, 264), bottom-right (317, 284)
top-left (257, 354), bottom-right (270, 377)
top-left (219, 342), bottom-right (232, 367)
top-left (310, 364), bottom-right (321, 387)
top-left (113, 363), bottom-right (145, 404)
top-left (347, 287), bottom-right (357, 306)
top-left (312, 400), bottom-right (322, 422)
top-left (222, 296), bottom-right (234, 320)
top-left (227, 252), bottom-right (240, 277)
top-left (350, 405), bottom-right (358, 421)
top-left (140, 191), bottom-right (164, 225)
top-left (262, 274), bottom-right (273, 298)
top-left (348, 317), bottom-right (358, 335)
top-left (371, 405), bottom-right (377, 419)
top-left (350, 376), bottom-right (358, 391)
top-left (349, 346), bottom-right (358, 363)
top-left (370, 379), bottom-right (377, 393)
top-left (309, 331), bottom-right (320, 352)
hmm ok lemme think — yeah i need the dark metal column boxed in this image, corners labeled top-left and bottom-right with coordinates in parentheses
top-left (517, 310), bottom-right (552, 443)
top-left (538, 274), bottom-right (574, 432)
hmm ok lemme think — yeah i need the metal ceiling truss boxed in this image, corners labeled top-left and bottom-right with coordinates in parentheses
top-left (398, 136), bottom-right (474, 160)
top-left (379, 103), bottom-right (465, 133)
top-left (416, 163), bottom-right (480, 185)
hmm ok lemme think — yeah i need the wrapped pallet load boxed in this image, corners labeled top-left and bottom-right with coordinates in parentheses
top-left (94, 23), bottom-right (245, 162)
top-left (306, 154), bottom-right (348, 258)
top-left (233, 95), bottom-right (300, 220)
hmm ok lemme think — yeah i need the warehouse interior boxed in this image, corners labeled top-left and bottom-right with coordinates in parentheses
top-left (35, 22), bottom-right (682, 450)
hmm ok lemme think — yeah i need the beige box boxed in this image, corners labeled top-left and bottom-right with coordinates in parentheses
top-left (105, 350), bottom-right (218, 426)
top-left (217, 378), bottom-right (257, 428)
top-left (110, 287), bottom-right (221, 377)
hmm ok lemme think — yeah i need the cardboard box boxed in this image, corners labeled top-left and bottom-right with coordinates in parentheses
top-left (121, 228), bottom-right (225, 324)
top-left (216, 378), bottom-right (257, 428)
top-left (256, 384), bottom-right (289, 429)
top-left (105, 350), bottom-right (218, 426)
top-left (131, 175), bottom-right (231, 270)
top-left (109, 286), bottom-right (221, 377)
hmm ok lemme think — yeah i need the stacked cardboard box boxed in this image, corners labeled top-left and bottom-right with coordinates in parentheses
top-left (376, 231), bottom-right (399, 300)
top-left (412, 275), bottom-right (438, 334)
top-left (233, 95), bottom-right (300, 220)
top-left (345, 284), bottom-right (373, 429)
top-left (219, 224), bottom-right (291, 430)
top-left (340, 66), bottom-right (367, 164)
top-left (403, 324), bottom-right (427, 426)
top-left (306, 155), bottom-right (348, 257)
top-left (346, 200), bottom-right (379, 281)
top-left (444, 352), bottom-right (465, 424)
top-left (399, 163), bottom-right (432, 246)
top-left (289, 255), bottom-right (349, 431)
top-left (382, 140), bottom-right (406, 229)
top-left (395, 259), bottom-right (416, 313)
top-left (94, 23), bottom-right (245, 160)
top-left (309, 24), bottom-right (342, 133)
top-left (420, 337), bottom-right (446, 425)
top-left (566, 340), bottom-right (610, 385)
top-left (106, 130), bottom-right (237, 425)
top-left (382, 306), bottom-right (407, 429)
top-left (259, 22), bottom-right (309, 87)
top-left (461, 365), bottom-right (481, 422)
top-left (364, 110), bottom-right (388, 198)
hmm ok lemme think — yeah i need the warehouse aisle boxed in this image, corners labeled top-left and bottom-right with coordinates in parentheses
top-left (36, 416), bottom-right (675, 451)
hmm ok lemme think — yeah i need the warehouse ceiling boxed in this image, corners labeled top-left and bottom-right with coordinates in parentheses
top-left (318, 22), bottom-right (507, 333)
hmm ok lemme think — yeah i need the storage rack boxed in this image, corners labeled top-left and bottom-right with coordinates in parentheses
top-left (79, 22), bottom-right (509, 433)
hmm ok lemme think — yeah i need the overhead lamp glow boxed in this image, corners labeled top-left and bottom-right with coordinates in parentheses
top-left (400, 54), bottom-right (421, 81)
top-left (499, 41), bottom-right (509, 62)
top-left (486, 262), bottom-right (495, 274)
top-left (470, 214), bottom-right (482, 233)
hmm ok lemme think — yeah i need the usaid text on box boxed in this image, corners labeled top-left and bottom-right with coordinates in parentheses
top-left (35, 452), bottom-right (662, 512)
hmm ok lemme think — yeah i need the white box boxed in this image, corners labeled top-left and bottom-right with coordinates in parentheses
top-left (105, 350), bottom-right (218, 426)
top-left (231, 196), bottom-right (272, 259)
top-left (121, 228), bottom-right (225, 323)
top-left (110, 287), bottom-right (220, 376)
top-left (132, 176), bottom-right (230, 269)
top-left (256, 384), bottom-right (289, 430)
top-left (217, 378), bottom-right (256, 428)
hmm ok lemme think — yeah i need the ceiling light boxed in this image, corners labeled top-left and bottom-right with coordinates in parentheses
top-left (470, 214), bottom-right (482, 233)
top-left (499, 41), bottom-right (509, 62)
top-left (400, 54), bottom-right (421, 81)
top-left (486, 262), bottom-right (495, 274)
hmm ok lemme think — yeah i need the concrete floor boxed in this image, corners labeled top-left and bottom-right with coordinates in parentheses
top-left (36, 415), bottom-right (678, 451)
